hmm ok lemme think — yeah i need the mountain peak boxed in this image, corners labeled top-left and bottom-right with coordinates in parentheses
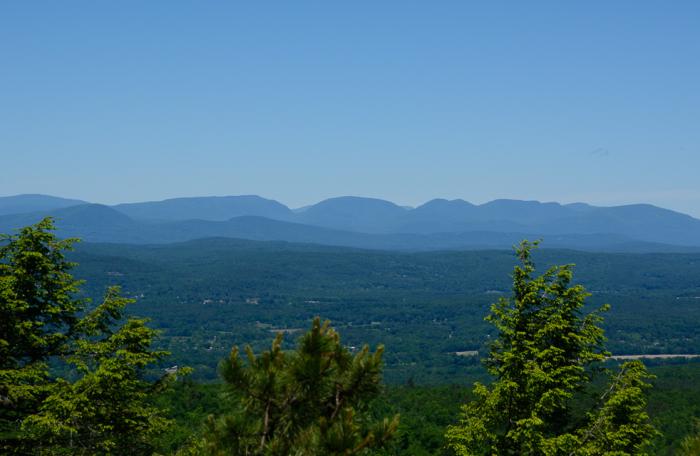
top-left (297, 196), bottom-right (407, 233)
top-left (2, 194), bottom-right (699, 249)
top-left (113, 195), bottom-right (293, 222)
top-left (310, 196), bottom-right (405, 207)
top-left (0, 194), bottom-right (88, 216)
top-left (417, 198), bottom-right (475, 209)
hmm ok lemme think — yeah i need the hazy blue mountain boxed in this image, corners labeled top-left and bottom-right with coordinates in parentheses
top-left (0, 210), bottom-right (402, 248)
top-left (405, 199), bottom-right (476, 224)
top-left (1, 194), bottom-right (699, 251)
top-left (155, 216), bottom-right (414, 247)
top-left (564, 202), bottom-right (596, 212)
top-left (393, 199), bottom-right (599, 233)
top-left (396, 199), bottom-right (516, 233)
top-left (113, 195), bottom-right (294, 222)
top-left (294, 196), bottom-right (408, 233)
top-left (2, 205), bottom-right (695, 253)
top-left (388, 199), bottom-right (700, 247)
top-left (534, 204), bottom-right (700, 246)
top-left (476, 199), bottom-right (579, 224)
top-left (0, 204), bottom-right (145, 242)
top-left (0, 194), bottom-right (87, 216)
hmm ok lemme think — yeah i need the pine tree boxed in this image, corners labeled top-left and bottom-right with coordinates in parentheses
top-left (446, 241), bottom-right (657, 455)
top-left (199, 317), bottom-right (399, 455)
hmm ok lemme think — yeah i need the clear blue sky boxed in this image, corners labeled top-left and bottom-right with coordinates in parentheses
top-left (2, 2), bottom-right (699, 215)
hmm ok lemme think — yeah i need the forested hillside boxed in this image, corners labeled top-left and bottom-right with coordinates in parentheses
top-left (3, 220), bottom-right (700, 455)
top-left (68, 237), bottom-right (700, 383)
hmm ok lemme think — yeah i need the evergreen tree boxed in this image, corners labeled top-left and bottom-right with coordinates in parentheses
top-left (1, 219), bottom-right (176, 454)
top-left (21, 287), bottom-right (175, 455)
top-left (572, 361), bottom-right (656, 455)
top-left (446, 241), bottom-right (656, 455)
top-left (199, 317), bottom-right (399, 455)
top-left (1, 219), bottom-right (83, 446)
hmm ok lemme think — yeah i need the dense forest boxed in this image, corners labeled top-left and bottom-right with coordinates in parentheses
top-left (3, 220), bottom-right (700, 454)
top-left (155, 348), bottom-right (700, 454)
top-left (69, 237), bottom-right (700, 383)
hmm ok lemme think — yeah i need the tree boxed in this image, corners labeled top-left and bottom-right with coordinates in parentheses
top-left (21, 287), bottom-right (175, 455)
top-left (199, 317), bottom-right (399, 455)
top-left (1, 218), bottom-right (83, 446)
top-left (1, 219), bottom-right (176, 454)
top-left (446, 241), bottom-right (656, 455)
top-left (678, 420), bottom-right (700, 456)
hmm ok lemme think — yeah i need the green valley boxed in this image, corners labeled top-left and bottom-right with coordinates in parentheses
top-left (69, 238), bottom-right (700, 384)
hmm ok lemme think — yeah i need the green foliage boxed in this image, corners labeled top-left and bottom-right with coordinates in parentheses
top-left (645, 361), bottom-right (700, 454)
top-left (4, 219), bottom-right (696, 454)
top-left (21, 287), bottom-right (175, 455)
top-left (152, 380), bottom-right (229, 453)
top-left (1, 218), bottom-right (83, 445)
top-left (198, 317), bottom-right (399, 455)
top-left (68, 238), bottom-right (700, 383)
top-left (153, 361), bottom-right (700, 455)
top-left (574, 361), bottom-right (656, 455)
top-left (0, 219), bottom-right (176, 454)
top-left (0, 218), bottom-right (83, 364)
top-left (446, 241), bottom-right (657, 455)
top-left (370, 384), bottom-right (471, 455)
top-left (678, 420), bottom-right (700, 455)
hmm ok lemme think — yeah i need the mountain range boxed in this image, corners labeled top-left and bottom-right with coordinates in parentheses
top-left (1, 194), bottom-right (699, 252)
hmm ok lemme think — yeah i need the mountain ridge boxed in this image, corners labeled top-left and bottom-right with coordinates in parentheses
top-left (1, 194), bottom-right (698, 251)
top-left (0, 194), bottom-right (88, 216)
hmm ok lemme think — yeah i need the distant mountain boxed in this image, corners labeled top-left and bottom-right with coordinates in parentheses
top-left (113, 195), bottom-right (294, 222)
top-left (1, 194), bottom-right (699, 251)
top-left (392, 200), bottom-right (700, 247)
top-left (534, 204), bottom-right (700, 246)
top-left (155, 216), bottom-right (392, 246)
top-left (294, 196), bottom-right (408, 233)
top-left (394, 199), bottom-right (526, 233)
top-left (394, 199), bottom-right (478, 233)
top-left (1, 207), bottom-right (695, 253)
top-left (0, 204), bottom-right (143, 242)
top-left (477, 199), bottom-right (586, 224)
top-left (392, 199), bottom-right (597, 233)
top-left (0, 194), bottom-right (87, 216)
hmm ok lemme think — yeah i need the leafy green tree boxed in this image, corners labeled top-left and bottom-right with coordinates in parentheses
top-left (21, 287), bottom-right (175, 455)
top-left (199, 317), bottom-right (399, 455)
top-left (573, 360), bottom-right (656, 455)
top-left (1, 219), bottom-right (176, 454)
top-left (446, 241), bottom-right (656, 455)
top-left (1, 219), bottom-right (83, 445)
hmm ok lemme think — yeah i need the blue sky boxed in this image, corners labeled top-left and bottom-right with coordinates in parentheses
top-left (1, 2), bottom-right (699, 215)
